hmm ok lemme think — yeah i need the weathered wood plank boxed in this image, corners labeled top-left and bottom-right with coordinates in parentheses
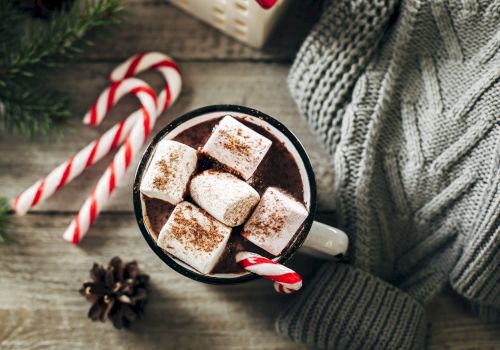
top-left (1, 1), bottom-right (496, 348)
top-left (0, 215), bottom-right (498, 349)
top-left (0, 62), bottom-right (336, 212)
top-left (0, 215), bottom-right (306, 350)
top-left (80, 1), bottom-right (320, 61)
top-left (427, 291), bottom-right (500, 350)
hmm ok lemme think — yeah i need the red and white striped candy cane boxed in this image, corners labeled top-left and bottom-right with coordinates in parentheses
top-left (109, 52), bottom-right (182, 113)
top-left (11, 53), bottom-right (182, 216)
top-left (84, 52), bottom-right (181, 126)
top-left (63, 101), bottom-right (157, 244)
top-left (236, 252), bottom-right (303, 294)
top-left (12, 78), bottom-right (156, 216)
top-left (63, 53), bottom-right (182, 244)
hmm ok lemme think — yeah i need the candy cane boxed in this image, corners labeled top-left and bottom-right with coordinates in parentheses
top-left (85, 53), bottom-right (181, 126)
top-left (109, 52), bottom-right (181, 112)
top-left (11, 53), bottom-right (182, 216)
top-left (63, 53), bottom-right (182, 244)
top-left (12, 78), bottom-right (156, 216)
top-left (236, 252), bottom-right (303, 294)
top-left (62, 106), bottom-right (155, 244)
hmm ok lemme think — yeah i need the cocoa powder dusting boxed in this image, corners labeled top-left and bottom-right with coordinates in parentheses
top-left (143, 116), bottom-right (305, 274)
top-left (170, 206), bottom-right (224, 253)
top-left (236, 128), bottom-right (249, 139)
top-left (152, 175), bottom-right (167, 191)
top-left (152, 153), bottom-right (180, 190)
top-left (218, 129), bottom-right (251, 157)
top-left (243, 205), bottom-right (286, 243)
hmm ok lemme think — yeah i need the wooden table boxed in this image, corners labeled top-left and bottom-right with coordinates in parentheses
top-left (1, 2), bottom-right (499, 349)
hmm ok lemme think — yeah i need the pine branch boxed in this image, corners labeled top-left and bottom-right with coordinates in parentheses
top-left (0, 0), bottom-right (124, 138)
top-left (1, 0), bottom-right (124, 85)
top-left (0, 197), bottom-right (10, 243)
top-left (0, 1), bottom-right (23, 50)
top-left (1, 84), bottom-right (71, 138)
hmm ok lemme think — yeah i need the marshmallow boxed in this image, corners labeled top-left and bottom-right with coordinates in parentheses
top-left (201, 115), bottom-right (272, 180)
top-left (190, 170), bottom-right (260, 227)
top-left (157, 201), bottom-right (232, 274)
top-left (140, 140), bottom-right (197, 204)
top-left (242, 187), bottom-right (308, 256)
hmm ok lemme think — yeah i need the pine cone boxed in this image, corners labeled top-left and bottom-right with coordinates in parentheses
top-left (80, 257), bottom-right (149, 329)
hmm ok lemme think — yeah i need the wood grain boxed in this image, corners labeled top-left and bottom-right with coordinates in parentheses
top-left (81, 1), bottom-right (321, 62)
top-left (0, 215), bottom-right (306, 350)
top-left (427, 292), bottom-right (500, 350)
top-left (1, 216), bottom-right (499, 350)
top-left (1, 1), bottom-right (498, 349)
top-left (0, 62), bottom-right (336, 212)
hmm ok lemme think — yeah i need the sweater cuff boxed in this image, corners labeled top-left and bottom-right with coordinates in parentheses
top-left (276, 263), bottom-right (428, 350)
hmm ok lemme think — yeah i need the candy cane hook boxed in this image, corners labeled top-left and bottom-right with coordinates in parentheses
top-left (236, 252), bottom-right (303, 294)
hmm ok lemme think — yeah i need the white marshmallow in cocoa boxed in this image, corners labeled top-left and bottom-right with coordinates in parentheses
top-left (189, 170), bottom-right (260, 227)
top-left (201, 115), bottom-right (272, 180)
top-left (157, 201), bottom-right (232, 274)
top-left (140, 140), bottom-right (197, 205)
top-left (242, 187), bottom-right (308, 256)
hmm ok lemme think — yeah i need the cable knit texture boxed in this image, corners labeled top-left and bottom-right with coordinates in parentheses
top-left (278, 0), bottom-right (500, 349)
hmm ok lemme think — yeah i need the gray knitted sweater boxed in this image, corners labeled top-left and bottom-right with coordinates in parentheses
top-left (276, 0), bottom-right (500, 349)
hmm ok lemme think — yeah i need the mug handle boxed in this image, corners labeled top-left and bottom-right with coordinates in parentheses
top-left (299, 221), bottom-right (349, 260)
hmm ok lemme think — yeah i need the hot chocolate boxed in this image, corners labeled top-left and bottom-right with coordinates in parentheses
top-left (140, 115), bottom-right (307, 274)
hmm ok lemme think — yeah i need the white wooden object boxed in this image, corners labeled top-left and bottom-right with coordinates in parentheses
top-left (169, 0), bottom-right (293, 48)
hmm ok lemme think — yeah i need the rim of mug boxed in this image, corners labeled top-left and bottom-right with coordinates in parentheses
top-left (133, 104), bottom-right (317, 284)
